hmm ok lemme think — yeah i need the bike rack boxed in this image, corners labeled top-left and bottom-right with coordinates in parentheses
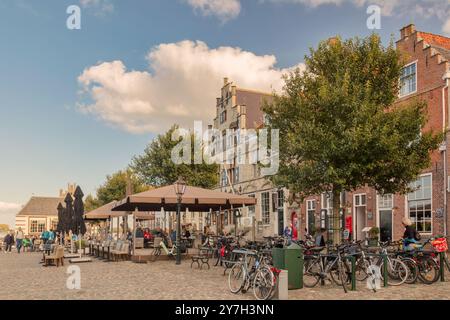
top-left (344, 256), bottom-right (356, 291)
top-left (359, 252), bottom-right (389, 288)
top-left (440, 252), bottom-right (446, 282)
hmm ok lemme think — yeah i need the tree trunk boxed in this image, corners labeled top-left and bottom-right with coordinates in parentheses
top-left (332, 188), bottom-right (342, 245)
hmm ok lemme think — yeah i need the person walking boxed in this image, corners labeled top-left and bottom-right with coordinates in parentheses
top-left (15, 227), bottom-right (24, 253)
top-left (4, 231), bottom-right (14, 253)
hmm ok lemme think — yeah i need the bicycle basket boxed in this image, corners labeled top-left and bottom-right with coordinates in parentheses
top-left (432, 238), bottom-right (448, 253)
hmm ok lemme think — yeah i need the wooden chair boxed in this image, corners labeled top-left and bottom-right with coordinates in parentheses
top-left (116, 243), bottom-right (130, 261)
top-left (135, 238), bottom-right (144, 249)
top-left (110, 241), bottom-right (123, 261)
top-left (44, 246), bottom-right (65, 267)
top-left (111, 242), bottom-right (129, 262)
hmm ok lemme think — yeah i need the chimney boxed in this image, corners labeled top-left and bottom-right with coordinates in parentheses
top-left (231, 86), bottom-right (237, 96)
top-left (224, 77), bottom-right (229, 86)
top-left (400, 24), bottom-right (416, 40)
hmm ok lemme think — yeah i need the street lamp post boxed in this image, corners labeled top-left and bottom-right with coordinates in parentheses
top-left (174, 177), bottom-right (186, 265)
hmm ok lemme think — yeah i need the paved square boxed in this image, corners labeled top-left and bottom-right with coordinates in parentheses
top-left (0, 252), bottom-right (449, 300)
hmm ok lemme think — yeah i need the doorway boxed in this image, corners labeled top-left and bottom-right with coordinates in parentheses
top-left (354, 194), bottom-right (367, 241)
top-left (378, 194), bottom-right (393, 242)
top-left (291, 212), bottom-right (298, 240)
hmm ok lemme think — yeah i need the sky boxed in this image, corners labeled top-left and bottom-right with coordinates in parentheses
top-left (0, 0), bottom-right (449, 227)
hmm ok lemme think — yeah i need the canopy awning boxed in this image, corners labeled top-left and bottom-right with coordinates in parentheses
top-left (84, 201), bottom-right (156, 220)
top-left (84, 201), bottom-right (124, 220)
top-left (112, 184), bottom-right (257, 212)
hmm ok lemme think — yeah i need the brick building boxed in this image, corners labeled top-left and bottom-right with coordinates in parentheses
top-left (212, 78), bottom-right (290, 238)
top-left (298, 25), bottom-right (450, 242)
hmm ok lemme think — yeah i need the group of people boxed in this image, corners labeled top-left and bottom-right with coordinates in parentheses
top-left (2, 228), bottom-right (67, 254)
top-left (3, 227), bottom-right (38, 253)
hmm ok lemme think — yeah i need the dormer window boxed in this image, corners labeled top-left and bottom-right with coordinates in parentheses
top-left (399, 61), bottom-right (417, 97)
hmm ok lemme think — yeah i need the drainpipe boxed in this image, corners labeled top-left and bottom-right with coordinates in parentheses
top-left (443, 71), bottom-right (450, 237)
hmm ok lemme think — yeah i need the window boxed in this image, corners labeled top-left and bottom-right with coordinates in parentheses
top-left (408, 175), bottom-right (432, 233)
top-left (400, 62), bottom-right (417, 97)
top-left (221, 170), bottom-right (228, 187)
top-left (261, 192), bottom-right (270, 225)
top-left (277, 190), bottom-right (284, 209)
top-left (378, 194), bottom-right (393, 209)
top-left (307, 200), bottom-right (316, 233)
top-left (30, 220), bottom-right (38, 233)
top-left (321, 193), bottom-right (332, 229)
top-left (220, 110), bottom-right (227, 124)
top-left (30, 219), bottom-right (46, 233)
top-left (233, 167), bottom-right (240, 184)
top-left (355, 194), bottom-right (366, 207)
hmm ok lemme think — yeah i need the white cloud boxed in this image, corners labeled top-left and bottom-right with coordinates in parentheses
top-left (79, 0), bottom-right (114, 15)
top-left (78, 40), bottom-right (304, 134)
top-left (0, 202), bottom-right (21, 229)
top-left (186, 0), bottom-right (241, 22)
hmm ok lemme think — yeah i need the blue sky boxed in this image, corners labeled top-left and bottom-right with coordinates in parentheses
top-left (0, 0), bottom-right (448, 226)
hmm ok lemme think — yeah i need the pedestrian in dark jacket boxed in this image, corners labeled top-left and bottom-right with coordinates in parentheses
top-left (4, 232), bottom-right (14, 252)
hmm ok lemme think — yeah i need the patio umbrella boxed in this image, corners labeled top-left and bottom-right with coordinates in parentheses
top-left (64, 192), bottom-right (75, 233)
top-left (56, 203), bottom-right (66, 244)
top-left (73, 186), bottom-right (87, 235)
top-left (112, 184), bottom-right (257, 212)
top-left (56, 203), bottom-right (65, 232)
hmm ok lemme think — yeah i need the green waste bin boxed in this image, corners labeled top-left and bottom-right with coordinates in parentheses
top-left (272, 247), bottom-right (285, 269)
top-left (272, 244), bottom-right (303, 290)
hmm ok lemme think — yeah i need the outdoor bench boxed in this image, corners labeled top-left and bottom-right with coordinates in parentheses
top-left (191, 247), bottom-right (213, 270)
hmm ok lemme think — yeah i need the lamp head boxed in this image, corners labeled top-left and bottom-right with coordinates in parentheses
top-left (174, 176), bottom-right (187, 197)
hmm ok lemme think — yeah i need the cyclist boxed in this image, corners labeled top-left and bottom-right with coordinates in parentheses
top-left (402, 217), bottom-right (421, 251)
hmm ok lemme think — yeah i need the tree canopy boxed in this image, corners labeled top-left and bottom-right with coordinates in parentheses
top-left (84, 170), bottom-right (148, 212)
top-left (131, 125), bottom-right (219, 189)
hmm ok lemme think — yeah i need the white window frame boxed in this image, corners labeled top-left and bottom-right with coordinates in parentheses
top-left (306, 200), bottom-right (316, 232)
top-left (407, 173), bottom-right (433, 235)
top-left (376, 193), bottom-right (394, 238)
top-left (353, 193), bottom-right (367, 240)
top-left (261, 192), bottom-right (271, 225)
top-left (399, 60), bottom-right (418, 98)
top-left (321, 193), bottom-right (332, 229)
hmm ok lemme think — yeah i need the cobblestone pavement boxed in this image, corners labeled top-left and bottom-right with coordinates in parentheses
top-left (0, 252), bottom-right (449, 300)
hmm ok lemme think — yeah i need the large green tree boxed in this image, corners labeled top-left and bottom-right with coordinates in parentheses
top-left (84, 170), bottom-right (148, 211)
top-left (264, 35), bottom-right (443, 242)
top-left (131, 125), bottom-right (219, 188)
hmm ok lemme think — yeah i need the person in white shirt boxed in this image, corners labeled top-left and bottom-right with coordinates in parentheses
top-left (15, 227), bottom-right (24, 254)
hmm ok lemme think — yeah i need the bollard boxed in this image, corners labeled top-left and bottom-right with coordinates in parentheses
top-left (349, 256), bottom-right (356, 291)
top-left (383, 254), bottom-right (388, 288)
top-left (440, 252), bottom-right (445, 282)
top-left (274, 270), bottom-right (289, 300)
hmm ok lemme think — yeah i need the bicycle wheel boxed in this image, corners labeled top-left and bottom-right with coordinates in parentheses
top-left (443, 252), bottom-right (450, 272)
top-left (303, 257), bottom-right (321, 288)
top-left (149, 247), bottom-right (161, 262)
top-left (253, 267), bottom-right (275, 301)
top-left (228, 263), bottom-right (246, 294)
top-left (401, 258), bottom-right (419, 284)
top-left (383, 258), bottom-right (408, 286)
top-left (417, 257), bottom-right (439, 284)
top-left (330, 260), bottom-right (350, 286)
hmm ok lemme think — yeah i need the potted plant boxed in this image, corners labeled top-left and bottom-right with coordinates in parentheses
top-left (368, 227), bottom-right (380, 247)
